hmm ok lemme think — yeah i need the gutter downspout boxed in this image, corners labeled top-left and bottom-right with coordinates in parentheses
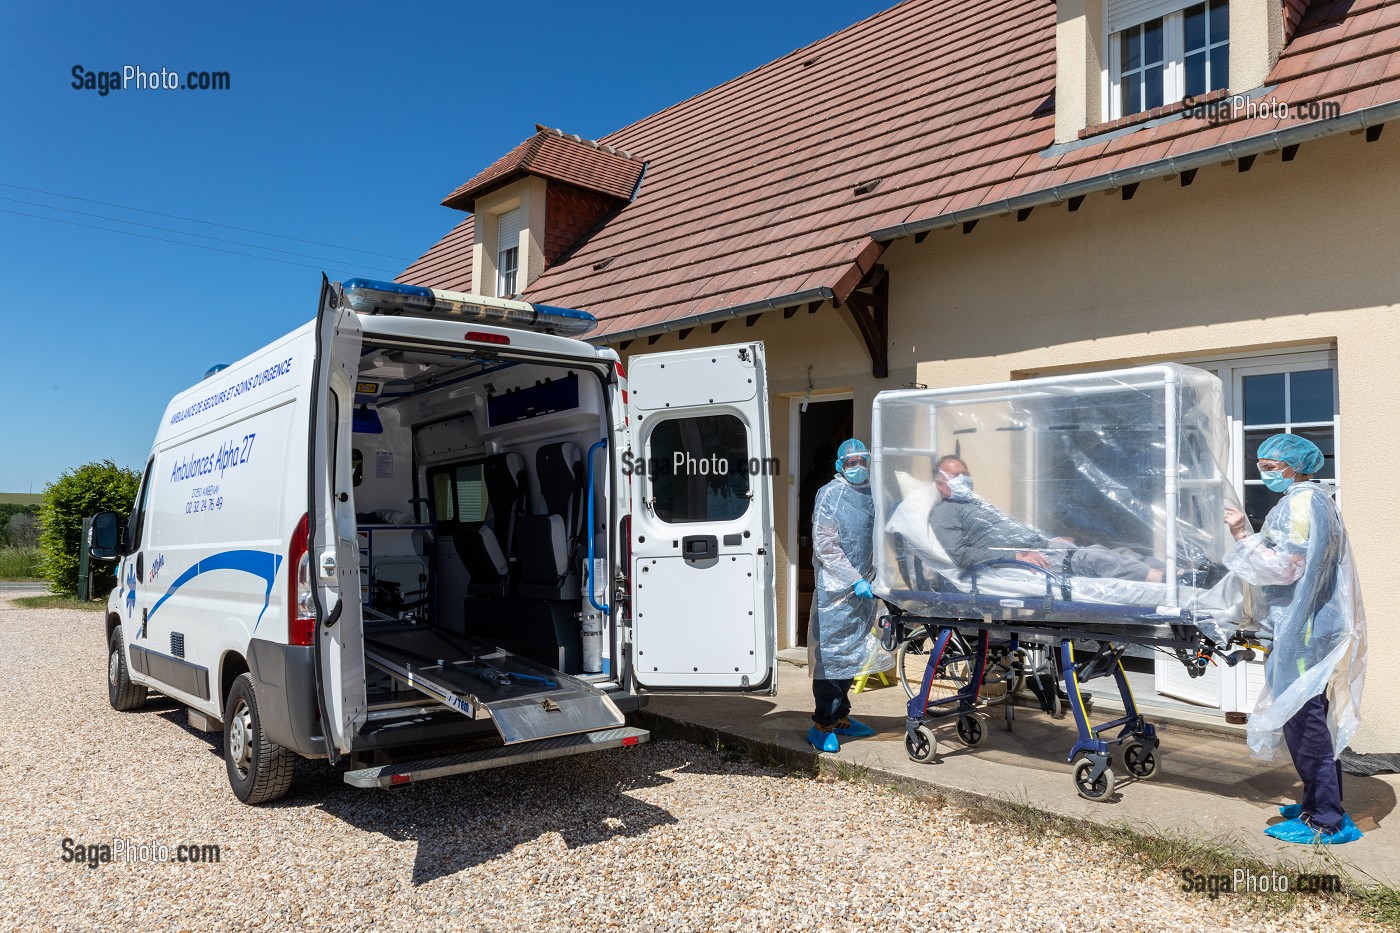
top-left (869, 100), bottom-right (1400, 243)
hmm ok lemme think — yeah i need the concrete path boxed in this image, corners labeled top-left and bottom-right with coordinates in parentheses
top-left (645, 661), bottom-right (1400, 887)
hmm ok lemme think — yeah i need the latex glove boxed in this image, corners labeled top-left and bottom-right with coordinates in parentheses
top-left (853, 579), bottom-right (875, 599)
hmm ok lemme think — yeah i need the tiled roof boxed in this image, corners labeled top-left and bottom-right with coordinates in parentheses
top-left (440, 126), bottom-right (644, 211)
top-left (402, 0), bottom-right (1400, 341)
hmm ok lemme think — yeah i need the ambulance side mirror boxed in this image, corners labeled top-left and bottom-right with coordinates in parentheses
top-left (87, 511), bottom-right (126, 562)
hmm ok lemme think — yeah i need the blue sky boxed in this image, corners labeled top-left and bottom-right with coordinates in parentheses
top-left (0, 0), bottom-right (884, 493)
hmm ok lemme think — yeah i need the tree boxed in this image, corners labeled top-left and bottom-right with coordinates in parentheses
top-left (39, 460), bottom-right (141, 597)
top-left (6, 512), bottom-right (38, 548)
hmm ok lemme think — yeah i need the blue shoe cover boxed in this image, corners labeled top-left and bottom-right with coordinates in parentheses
top-left (807, 726), bottom-right (840, 753)
top-left (832, 717), bottom-right (876, 738)
top-left (1265, 815), bottom-right (1363, 845)
top-left (1279, 803), bottom-right (1303, 819)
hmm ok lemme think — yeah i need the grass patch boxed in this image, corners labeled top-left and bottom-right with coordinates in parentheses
top-left (11, 594), bottom-right (104, 611)
top-left (0, 493), bottom-right (42, 506)
top-left (0, 547), bottom-right (42, 580)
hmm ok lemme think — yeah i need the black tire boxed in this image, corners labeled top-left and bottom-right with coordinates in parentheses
top-left (108, 626), bottom-right (148, 711)
top-left (223, 673), bottom-right (296, 805)
top-left (1122, 741), bottom-right (1161, 780)
top-left (1073, 756), bottom-right (1116, 801)
top-left (905, 725), bottom-right (937, 763)
top-left (956, 714), bottom-right (984, 747)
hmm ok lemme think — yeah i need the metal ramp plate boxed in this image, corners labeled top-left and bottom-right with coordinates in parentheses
top-left (363, 622), bottom-right (625, 744)
top-left (343, 726), bottom-right (650, 788)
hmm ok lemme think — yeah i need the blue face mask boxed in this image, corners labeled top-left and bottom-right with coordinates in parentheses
top-left (842, 466), bottom-right (869, 485)
top-left (1260, 469), bottom-right (1294, 493)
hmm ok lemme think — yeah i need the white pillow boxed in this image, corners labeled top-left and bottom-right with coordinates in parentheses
top-left (884, 483), bottom-right (957, 570)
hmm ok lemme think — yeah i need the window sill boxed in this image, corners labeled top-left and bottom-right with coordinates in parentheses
top-left (1078, 88), bottom-right (1231, 140)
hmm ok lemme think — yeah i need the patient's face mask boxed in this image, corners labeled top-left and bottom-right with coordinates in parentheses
top-left (941, 470), bottom-right (974, 502)
top-left (1260, 469), bottom-right (1294, 493)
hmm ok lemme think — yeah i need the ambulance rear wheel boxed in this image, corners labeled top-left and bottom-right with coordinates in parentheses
top-left (108, 626), bottom-right (148, 711)
top-left (224, 674), bottom-right (295, 805)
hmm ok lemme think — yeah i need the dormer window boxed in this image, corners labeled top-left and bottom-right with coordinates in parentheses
top-left (434, 126), bottom-right (646, 297)
top-left (496, 207), bottom-right (521, 297)
top-left (1108, 0), bottom-right (1229, 119)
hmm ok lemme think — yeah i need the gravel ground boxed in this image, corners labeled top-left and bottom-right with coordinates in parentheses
top-left (0, 597), bottom-right (1381, 932)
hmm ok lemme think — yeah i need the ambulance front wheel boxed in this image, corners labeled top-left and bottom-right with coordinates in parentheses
top-left (224, 673), bottom-right (296, 805)
top-left (108, 625), bottom-right (148, 712)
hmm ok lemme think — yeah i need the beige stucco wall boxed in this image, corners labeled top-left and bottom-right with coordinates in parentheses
top-left (880, 127), bottom-right (1400, 752)
top-left (1054, 0), bottom-right (1105, 143)
top-left (1230, 0), bottom-right (1284, 94)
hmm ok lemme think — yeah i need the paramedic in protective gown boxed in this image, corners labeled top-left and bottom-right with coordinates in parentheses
top-left (806, 439), bottom-right (893, 753)
top-left (1224, 433), bottom-right (1367, 846)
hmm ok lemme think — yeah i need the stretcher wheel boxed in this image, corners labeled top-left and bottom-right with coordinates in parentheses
top-left (1072, 757), bottom-right (1116, 801)
top-left (956, 715), bottom-right (984, 747)
top-left (1122, 741), bottom-right (1160, 780)
top-left (905, 725), bottom-right (937, 763)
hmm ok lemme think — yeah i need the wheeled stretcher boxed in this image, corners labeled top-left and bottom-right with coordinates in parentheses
top-left (879, 575), bottom-right (1261, 799)
top-left (870, 364), bottom-right (1263, 799)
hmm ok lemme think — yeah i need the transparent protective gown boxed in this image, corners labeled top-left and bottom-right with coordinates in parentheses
top-left (1225, 481), bottom-right (1366, 759)
top-left (808, 474), bottom-right (894, 680)
top-left (872, 364), bottom-right (1249, 640)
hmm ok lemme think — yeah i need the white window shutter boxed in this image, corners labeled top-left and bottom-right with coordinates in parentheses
top-left (1108, 0), bottom-right (1190, 34)
top-left (497, 208), bottom-right (522, 258)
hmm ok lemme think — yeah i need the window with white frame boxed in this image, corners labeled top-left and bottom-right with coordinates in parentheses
top-left (1189, 350), bottom-right (1339, 530)
top-left (496, 208), bottom-right (521, 297)
top-left (1108, 0), bottom-right (1229, 119)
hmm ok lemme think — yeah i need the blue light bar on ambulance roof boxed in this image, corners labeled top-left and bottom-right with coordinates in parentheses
top-left (339, 278), bottom-right (597, 338)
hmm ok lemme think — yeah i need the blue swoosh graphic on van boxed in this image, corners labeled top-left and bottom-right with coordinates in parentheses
top-left (147, 550), bottom-right (284, 628)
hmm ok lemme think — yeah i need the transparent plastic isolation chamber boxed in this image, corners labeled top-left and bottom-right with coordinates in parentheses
top-left (872, 363), bottom-right (1250, 632)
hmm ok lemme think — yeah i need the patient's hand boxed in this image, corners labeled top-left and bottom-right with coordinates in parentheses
top-left (1016, 550), bottom-right (1050, 569)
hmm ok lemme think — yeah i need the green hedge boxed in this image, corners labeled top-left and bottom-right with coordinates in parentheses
top-left (39, 460), bottom-right (141, 597)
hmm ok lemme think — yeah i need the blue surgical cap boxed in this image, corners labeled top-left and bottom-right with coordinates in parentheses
top-left (1258, 433), bottom-right (1325, 475)
top-left (836, 438), bottom-right (868, 461)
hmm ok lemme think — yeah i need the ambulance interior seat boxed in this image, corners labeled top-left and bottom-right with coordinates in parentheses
top-left (452, 452), bottom-right (526, 598)
top-left (515, 442), bottom-right (585, 601)
top-left (457, 446), bottom-right (584, 673)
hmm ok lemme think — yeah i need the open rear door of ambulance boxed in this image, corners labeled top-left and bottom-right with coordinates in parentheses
top-left (310, 277), bottom-right (368, 759)
top-left (626, 342), bottom-right (776, 694)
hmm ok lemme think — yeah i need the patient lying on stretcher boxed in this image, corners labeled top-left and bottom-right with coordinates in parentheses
top-left (930, 455), bottom-right (1166, 582)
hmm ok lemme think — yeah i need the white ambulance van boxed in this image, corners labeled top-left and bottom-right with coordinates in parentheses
top-left (89, 277), bottom-right (776, 804)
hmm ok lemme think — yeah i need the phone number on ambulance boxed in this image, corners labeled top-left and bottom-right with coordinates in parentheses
top-left (185, 497), bottom-right (224, 514)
